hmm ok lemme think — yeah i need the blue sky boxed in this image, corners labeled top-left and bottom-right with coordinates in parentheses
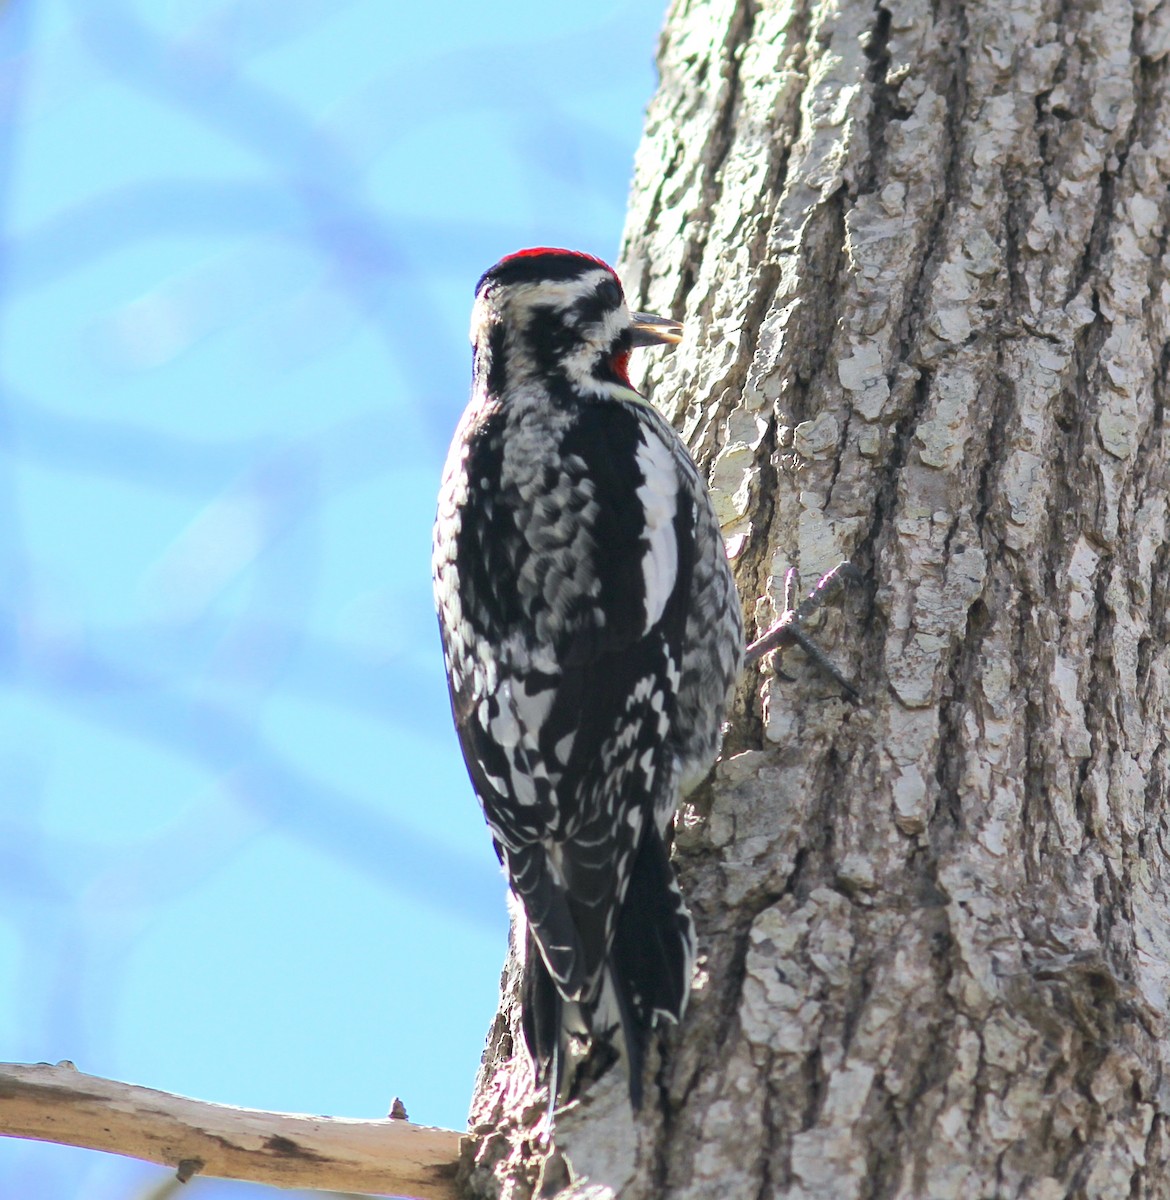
top-left (0, 2), bottom-right (665, 1195)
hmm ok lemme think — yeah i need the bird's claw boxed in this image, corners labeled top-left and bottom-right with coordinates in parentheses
top-left (745, 560), bottom-right (860, 700)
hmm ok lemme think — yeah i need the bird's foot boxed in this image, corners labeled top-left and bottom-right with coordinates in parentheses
top-left (745, 561), bottom-right (860, 700)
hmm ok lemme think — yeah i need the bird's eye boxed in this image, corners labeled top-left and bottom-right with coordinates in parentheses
top-left (597, 278), bottom-right (622, 309)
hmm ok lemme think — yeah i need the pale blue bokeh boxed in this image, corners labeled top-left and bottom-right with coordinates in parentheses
top-left (0, 1), bottom-right (664, 1194)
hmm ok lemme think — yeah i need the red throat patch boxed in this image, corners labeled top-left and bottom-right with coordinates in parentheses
top-left (610, 349), bottom-right (633, 387)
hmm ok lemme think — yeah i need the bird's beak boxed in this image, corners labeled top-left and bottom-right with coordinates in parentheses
top-left (630, 312), bottom-right (684, 347)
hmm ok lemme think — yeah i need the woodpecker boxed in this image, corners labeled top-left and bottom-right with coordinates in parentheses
top-left (432, 247), bottom-right (745, 1111)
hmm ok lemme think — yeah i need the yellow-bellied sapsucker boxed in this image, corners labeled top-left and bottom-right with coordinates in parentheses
top-left (432, 248), bottom-right (745, 1112)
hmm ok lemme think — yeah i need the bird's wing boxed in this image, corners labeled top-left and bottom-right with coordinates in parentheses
top-left (437, 399), bottom-right (696, 1000)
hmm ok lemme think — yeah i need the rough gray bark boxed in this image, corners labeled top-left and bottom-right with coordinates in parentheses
top-left (463, 0), bottom-right (1170, 1196)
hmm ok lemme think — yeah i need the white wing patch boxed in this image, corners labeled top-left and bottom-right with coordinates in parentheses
top-left (635, 432), bottom-right (680, 629)
top-left (486, 670), bottom-right (561, 809)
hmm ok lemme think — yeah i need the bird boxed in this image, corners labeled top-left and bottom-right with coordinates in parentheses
top-left (431, 247), bottom-right (746, 1114)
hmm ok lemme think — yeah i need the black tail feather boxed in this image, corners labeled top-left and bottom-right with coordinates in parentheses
top-left (519, 826), bottom-right (694, 1112)
top-left (606, 956), bottom-right (645, 1109)
top-left (521, 928), bottom-right (563, 1114)
top-left (611, 825), bottom-right (693, 1026)
top-left (609, 825), bottom-right (694, 1105)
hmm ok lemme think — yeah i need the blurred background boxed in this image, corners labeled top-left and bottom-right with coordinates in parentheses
top-left (0, 1), bottom-right (665, 1195)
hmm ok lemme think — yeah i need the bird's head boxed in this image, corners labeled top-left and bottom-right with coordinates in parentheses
top-left (470, 247), bottom-right (682, 401)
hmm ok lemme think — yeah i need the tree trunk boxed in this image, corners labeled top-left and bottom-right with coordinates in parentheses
top-left (463, 0), bottom-right (1170, 1196)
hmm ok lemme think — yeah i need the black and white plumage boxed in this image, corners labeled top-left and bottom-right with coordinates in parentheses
top-left (432, 247), bottom-right (744, 1111)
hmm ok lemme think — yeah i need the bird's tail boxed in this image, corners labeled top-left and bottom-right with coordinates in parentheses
top-left (607, 823), bottom-right (696, 1108)
top-left (520, 825), bottom-right (695, 1112)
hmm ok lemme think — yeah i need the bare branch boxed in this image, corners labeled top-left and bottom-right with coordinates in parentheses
top-left (0, 1062), bottom-right (462, 1199)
